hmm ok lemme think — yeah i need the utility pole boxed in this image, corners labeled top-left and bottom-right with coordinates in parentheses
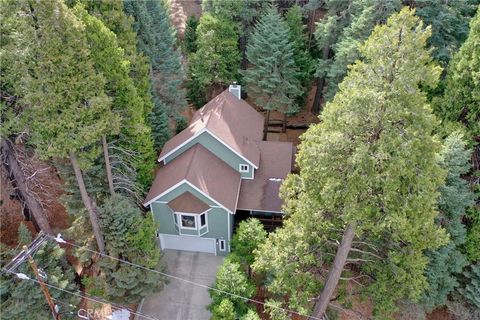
top-left (3, 232), bottom-right (60, 320)
top-left (24, 245), bottom-right (61, 320)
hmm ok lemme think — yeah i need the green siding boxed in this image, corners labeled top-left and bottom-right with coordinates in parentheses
top-left (151, 184), bottom-right (232, 255)
top-left (156, 183), bottom-right (217, 206)
top-left (164, 131), bottom-right (254, 179)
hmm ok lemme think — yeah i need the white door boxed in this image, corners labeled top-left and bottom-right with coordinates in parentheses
top-left (159, 234), bottom-right (216, 254)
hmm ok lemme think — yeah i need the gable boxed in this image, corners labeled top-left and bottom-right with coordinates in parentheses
top-left (163, 130), bottom-right (255, 178)
top-left (167, 192), bottom-right (211, 213)
top-left (158, 90), bottom-right (263, 167)
top-left (144, 144), bottom-right (242, 213)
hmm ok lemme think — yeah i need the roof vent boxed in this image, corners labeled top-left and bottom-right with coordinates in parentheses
top-left (229, 82), bottom-right (241, 99)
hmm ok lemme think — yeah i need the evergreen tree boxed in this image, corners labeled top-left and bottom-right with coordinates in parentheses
top-left (187, 13), bottom-right (241, 107)
top-left (414, 0), bottom-right (478, 67)
top-left (73, 4), bottom-right (155, 191)
top-left (124, 0), bottom-right (188, 116)
top-left (0, 241), bottom-right (80, 320)
top-left (313, 0), bottom-right (401, 110)
top-left (243, 5), bottom-right (302, 138)
top-left (458, 263), bottom-right (480, 308)
top-left (209, 258), bottom-right (255, 317)
top-left (98, 195), bottom-right (165, 303)
top-left (433, 9), bottom-right (479, 146)
top-left (17, 223), bottom-right (32, 246)
top-left (285, 4), bottom-right (315, 106)
top-left (183, 15), bottom-right (199, 54)
top-left (254, 8), bottom-right (447, 318)
top-left (79, 0), bottom-right (153, 115)
top-left (230, 218), bottom-right (266, 277)
top-left (150, 98), bottom-right (172, 150)
top-left (422, 132), bottom-right (474, 310)
top-left (202, 0), bottom-right (267, 70)
top-left (21, 0), bottom-right (119, 254)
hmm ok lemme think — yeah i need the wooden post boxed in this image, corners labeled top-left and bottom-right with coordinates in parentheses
top-left (24, 245), bottom-right (61, 320)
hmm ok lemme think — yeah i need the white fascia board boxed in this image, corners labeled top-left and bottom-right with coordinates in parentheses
top-left (143, 179), bottom-right (187, 207)
top-left (157, 128), bottom-right (207, 163)
top-left (204, 129), bottom-right (259, 169)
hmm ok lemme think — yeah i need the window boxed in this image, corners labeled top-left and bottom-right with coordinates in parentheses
top-left (239, 164), bottom-right (249, 172)
top-left (200, 213), bottom-right (206, 227)
top-left (219, 239), bottom-right (226, 251)
top-left (180, 214), bottom-right (196, 229)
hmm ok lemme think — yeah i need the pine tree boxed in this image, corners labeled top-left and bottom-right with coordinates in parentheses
top-left (21, 0), bottom-right (119, 254)
top-left (422, 132), bottom-right (474, 310)
top-left (73, 4), bottom-right (155, 191)
top-left (124, 0), bottom-right (188, 116)
top-left (187, 13), bottom-right (241, 107)
top-left (458, 263), bottom-right (480, 308)
top-left (313, 0), bottom-right (401, 111)
top-left (202, 0), bottom-right (267, 70)
top-left (98, 195), bottom-right (165, 304)
top-left (0, 241), bottom-right (80, 320)
top-left (243, 5), bottom-right (302, 138)
top-left (150, 98), bottom-right (172, 150)
top-left (414, 0), bottom-right (478, 67)
top-left (254, 8), bottom-right (447, 317)
top-left (285, 4), bottom-right (315, 106)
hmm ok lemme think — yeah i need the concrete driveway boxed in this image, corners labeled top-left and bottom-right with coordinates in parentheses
top-left (137, 250), bottom-right (224, 320)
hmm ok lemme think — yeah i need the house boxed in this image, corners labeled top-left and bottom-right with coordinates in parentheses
top-left (144, 85), bottom-right (294, 256)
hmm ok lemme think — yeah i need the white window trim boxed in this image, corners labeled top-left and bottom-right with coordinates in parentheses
top-left (199, 212), bottom-right (208, 228)
top-left (177, 212), bottom-right (198, 230)
top-left (218, 239), bottom-right (226, 251)
top-left (175, 209), bottom-right (210, 233)
top-left (239, 164), bottom-right (249, 173)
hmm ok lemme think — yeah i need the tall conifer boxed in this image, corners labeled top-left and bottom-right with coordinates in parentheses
top-left (243, 5), bottom-right (301, 138)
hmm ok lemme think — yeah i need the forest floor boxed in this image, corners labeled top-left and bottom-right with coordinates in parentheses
top-left (0, 146), bottom-right (69, 247)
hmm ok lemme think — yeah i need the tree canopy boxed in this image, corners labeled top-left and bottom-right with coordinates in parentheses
top-left (255, 8), bottom-right (448, 317)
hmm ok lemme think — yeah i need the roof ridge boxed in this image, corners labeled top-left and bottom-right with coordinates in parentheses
top-left (204, 91), bottom-right (228, 127)
top-left (185, 144), bottom-right (199, 179)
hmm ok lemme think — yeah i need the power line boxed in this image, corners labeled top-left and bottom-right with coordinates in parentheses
top-left (49, 234), bottom-right (323, 320)
top-left (3, 270), bottom-right (161, 320)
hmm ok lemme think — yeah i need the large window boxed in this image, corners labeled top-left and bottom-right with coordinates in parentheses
top-left (180, 214), bottom-right (196, 229)
top-left (176, 212), bottom-right (208, 231)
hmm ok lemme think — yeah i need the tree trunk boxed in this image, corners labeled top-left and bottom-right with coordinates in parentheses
top-left (101, 135), bottom-right (114, 196)
top-left (0, 138), bottom-right (53, 235)
top-left (311, 46), bottom-right (331, 115)
top-left (282, 113), bottom-right (287, 133)
top-left (263, 110), bottom-right (271, 141)
top-left (310, 223), bottom-right (356, 319)
top-left (69, 152), bottom-right (106, 254)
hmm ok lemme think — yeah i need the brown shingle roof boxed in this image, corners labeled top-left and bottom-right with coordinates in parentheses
top-left (159, 90), bottom-right (264, 167)
top-left (144, 144), bottom-right (241, 213)
top-left (167, 192), bottom-right (210, 213)
top-left (236, 141), bottom-right (294, 213)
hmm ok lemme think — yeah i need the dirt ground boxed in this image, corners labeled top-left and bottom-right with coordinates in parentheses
top-left (0, 146), bottom-right (69, 247)
top-left (170, 0), bottom-right (202, 37)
